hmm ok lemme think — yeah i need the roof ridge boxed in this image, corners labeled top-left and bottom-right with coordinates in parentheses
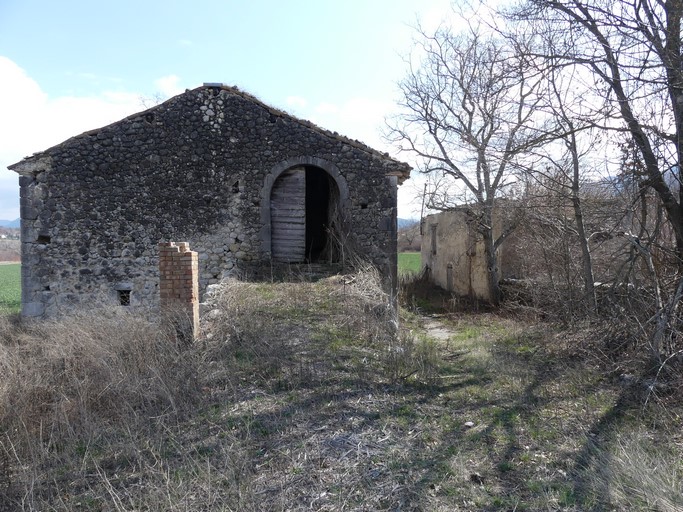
top-left (196, 84), bottom-right (409, 169)
top-left (9, 84), bottom-right (411, 183)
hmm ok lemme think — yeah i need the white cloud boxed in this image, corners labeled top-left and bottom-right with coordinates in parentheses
top-left (286, 96), bottom-right (308, 109)
top-left (154, 74), bottom-right (184, 98)
top-left (0, 56), bottom-right (144, 219)
top-left (315, 102), bottom-right (339, 115)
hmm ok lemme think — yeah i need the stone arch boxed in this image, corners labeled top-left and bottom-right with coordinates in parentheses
top-left (260, 157), bottom-right (349, 260)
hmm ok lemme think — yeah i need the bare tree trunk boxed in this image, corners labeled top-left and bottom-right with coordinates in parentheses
top-left (483, 242), bottom-right (502, 305)
top-left (569, 137), bottom-right (597, 314)
top-left (482, 208), bottom-right (502, 305)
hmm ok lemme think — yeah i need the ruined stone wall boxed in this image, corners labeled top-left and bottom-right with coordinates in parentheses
top-left (421, 209), bottom-right (504, 302)
top-left (13, 86), bottom-right (405, 316)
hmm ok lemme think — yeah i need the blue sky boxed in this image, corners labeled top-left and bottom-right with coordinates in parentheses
top-left (0, 0), bottom-right (455, 220)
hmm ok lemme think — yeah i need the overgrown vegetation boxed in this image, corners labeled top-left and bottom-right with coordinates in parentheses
top-left (388, 0), bottom-right (683, 378)
top-left (0, 268), bottom-right (431, 510)
top-left (1, 267), bottom-right (680, 510)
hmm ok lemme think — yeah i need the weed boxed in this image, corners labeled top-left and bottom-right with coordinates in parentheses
top-left (577, 431), bottom-right (683, 511)
top-left (381, 330), bottom-right (439, 385)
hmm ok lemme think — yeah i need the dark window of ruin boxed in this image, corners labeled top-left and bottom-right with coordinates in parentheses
top-left (431, 224), bottom-right (438, 255)
top-left (232, 180), bottom-right (240, 193)
top-left (117, 289), bottom-right (131, 306)
top-left (360, 203), bottom-right (368, 209)
top-left (37, 235), bottom-right (51, 244)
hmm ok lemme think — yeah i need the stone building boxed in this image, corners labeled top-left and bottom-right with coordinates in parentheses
top-left (9, 84), bottom-right (411, 317)
top-left (421, 208), bottom-right (506, 302)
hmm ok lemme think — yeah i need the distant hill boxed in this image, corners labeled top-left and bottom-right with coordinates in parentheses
top-left (398, 218), bottom-right (419, 230)
top-left (0, 219), bottom-right (20, 228)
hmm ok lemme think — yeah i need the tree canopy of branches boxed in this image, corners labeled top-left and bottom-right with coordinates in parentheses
top-left (519, 0), bottom-right (682, 241)
top-left (509, 0), bottom-right (683, 359)
top-left (392, 0), bottom-right (683, 363)
top-left (388, 24), bottom-right (554, 303)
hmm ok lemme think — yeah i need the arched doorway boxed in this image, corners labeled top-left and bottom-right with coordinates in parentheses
top-left (270, 165), bottom-right (341, 263)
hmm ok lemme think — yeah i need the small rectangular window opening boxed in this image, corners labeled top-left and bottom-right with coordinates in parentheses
top-left (37, 235), bottom-right (51, 244)
top-left (117, 289), bottom-right (131, 306)
top-left (430, 225), bottom-right (438, 255)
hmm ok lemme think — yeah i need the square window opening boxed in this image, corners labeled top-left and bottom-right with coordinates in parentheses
top-left (117, 289), bottom-right (131, 306)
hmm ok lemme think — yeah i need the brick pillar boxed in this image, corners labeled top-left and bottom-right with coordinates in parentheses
top-left (159, 241), bottom-right (199, 341)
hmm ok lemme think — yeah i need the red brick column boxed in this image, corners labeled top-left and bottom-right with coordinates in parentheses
top-left (159, 241), bottom-right (199, 340)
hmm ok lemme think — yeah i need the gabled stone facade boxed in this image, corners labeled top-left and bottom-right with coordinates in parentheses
top-left (9, 84), bottom-right (410, 317)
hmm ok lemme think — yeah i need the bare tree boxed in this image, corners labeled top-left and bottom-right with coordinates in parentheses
top-left (533, 62), bottom-right (600, 313)
top-left (511, 0), bottom-right (683, 359)
top-left (388, 23), bottom-right (554, 304)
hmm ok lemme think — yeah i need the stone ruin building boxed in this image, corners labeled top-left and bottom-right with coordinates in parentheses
top-left (421, 208), bottom-right (507, 302)
top-left (9, 84), bottom-right (411, 317)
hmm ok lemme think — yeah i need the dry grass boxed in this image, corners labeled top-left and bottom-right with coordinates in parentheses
top-left (0, 269), bottom-right (681, 511)
top-left (578, 431), bottom-right (683, 511)
top-left (0, 306), bottom-right (197, 445)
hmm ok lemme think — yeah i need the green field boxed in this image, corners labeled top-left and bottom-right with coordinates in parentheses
top-left (0, 263), bottom-right (21, 314)
top-left (398, 251), bottom-right (422, 276)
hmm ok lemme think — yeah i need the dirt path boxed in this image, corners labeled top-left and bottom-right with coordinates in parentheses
top-left (421, 314), bottom-right (455, 341)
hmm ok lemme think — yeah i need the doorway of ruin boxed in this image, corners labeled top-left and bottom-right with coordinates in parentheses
top-left (270, 165), bottom-right (342, 263)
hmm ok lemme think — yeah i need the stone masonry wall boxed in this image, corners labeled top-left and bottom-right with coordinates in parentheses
top-left (421, 209), bottom-right (504, 302)
top-left (11, 85), bottom-right (409, 316)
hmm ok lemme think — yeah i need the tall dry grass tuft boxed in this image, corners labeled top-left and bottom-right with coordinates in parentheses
top-left (0, 265), bottom-right (442, 508)
top-left (333, 262), bottom-right (398, 339)
top-left (582, 432), bottom-right (683, 511)
top-left (398, 267), bottom-right (432, 309)
top-left (201, 263), bottom-right (439, 389)
top-left (0, 305), bottom-right (199, 458)
top-left (200, 277), bottom-right (302, 387)
top-left (381, 330), bottom-right (438, 384)
top-left (342, 264), bottom-right (439, 384)
top-left (201, 264), bottom-right (400, 388)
